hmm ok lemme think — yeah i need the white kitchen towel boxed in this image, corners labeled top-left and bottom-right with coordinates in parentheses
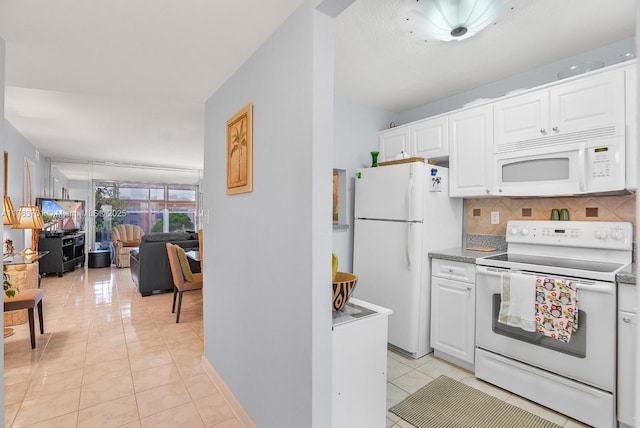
top-left (498, 271), bottom-right (536, 332)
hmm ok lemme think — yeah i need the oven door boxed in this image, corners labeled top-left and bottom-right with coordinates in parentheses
top-left (475, 265), bottom-right (616, 392)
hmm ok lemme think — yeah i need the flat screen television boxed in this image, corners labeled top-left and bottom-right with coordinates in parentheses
top-left (36, 198), bottom-right (85, 234)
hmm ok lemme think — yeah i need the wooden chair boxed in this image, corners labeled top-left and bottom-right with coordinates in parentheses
top-left (165, 243), bottom-right (203, 323)
top-left (4, 289), bottom-right (44, 349)
top-left (197, 228), bottom-right (203, 271)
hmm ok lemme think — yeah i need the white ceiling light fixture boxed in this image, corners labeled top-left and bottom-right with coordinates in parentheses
top-left (403, 0), bottom-right (517, 42)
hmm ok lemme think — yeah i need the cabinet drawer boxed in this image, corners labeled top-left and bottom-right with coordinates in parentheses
top-left (618, 282), bottom-right (638, 313)
top-left (432, 259), bottom-right (475, 283)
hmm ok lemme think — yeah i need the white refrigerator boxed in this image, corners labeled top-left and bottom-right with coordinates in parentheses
top-left (352, 161), bottom-right (463, 358)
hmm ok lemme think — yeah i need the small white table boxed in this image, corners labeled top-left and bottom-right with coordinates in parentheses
top-left (332, 298), bottom-right (392, 428)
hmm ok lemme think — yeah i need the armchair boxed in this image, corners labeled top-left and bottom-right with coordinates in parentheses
top-left (111, 224), bottom-right (144, 268)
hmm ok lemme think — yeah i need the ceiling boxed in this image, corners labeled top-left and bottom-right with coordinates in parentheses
top-left (0, 0), bottom-right (636, 183)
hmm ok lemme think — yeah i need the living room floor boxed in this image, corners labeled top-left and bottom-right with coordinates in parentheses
top-left (4, 266), bottom-right (241, 428)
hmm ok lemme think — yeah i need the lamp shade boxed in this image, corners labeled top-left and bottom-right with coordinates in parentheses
top-left (404, 0), bottom-right (510, 41)
top-left (12, 205), bottom-right (43, 230)
top-left (3, 196), bottom-right (17, 225)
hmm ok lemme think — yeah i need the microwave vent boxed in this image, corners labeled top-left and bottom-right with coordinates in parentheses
top-left (496, 124), bottom-right (622, 153)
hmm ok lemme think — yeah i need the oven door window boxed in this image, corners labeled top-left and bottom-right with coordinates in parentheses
top-left (491, 294), bottom-right (586, 358)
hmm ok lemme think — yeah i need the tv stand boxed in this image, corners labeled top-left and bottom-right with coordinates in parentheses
top-left (38, 232), bottom-right (85, 277)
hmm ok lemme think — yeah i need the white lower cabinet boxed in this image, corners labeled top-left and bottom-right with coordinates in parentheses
top-left (617, 282), bottom-right (637, 428)
top-left (430, 259), bottom-right (476, 370)
top-left (332, 298), bottom-right (391, 428)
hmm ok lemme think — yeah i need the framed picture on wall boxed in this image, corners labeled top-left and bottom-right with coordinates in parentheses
top-left (226, 103), bottom-right (253, 195)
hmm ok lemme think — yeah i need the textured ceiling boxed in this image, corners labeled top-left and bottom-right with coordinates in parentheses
top-left (0, 0), bottom-right (636, 183)
top-left (335, 0), bottom-right (635, 112)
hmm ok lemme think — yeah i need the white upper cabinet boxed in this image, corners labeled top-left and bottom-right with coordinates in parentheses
top-left (492, 91), bottom-right (549, 146)
top-left (379, 116), bottom-right (449, 163)
top-left (379, 126), bottom-right (410, 163)
top-left (411, 116), bottom-right (448, 160)
top-left (493, 69), bottom-right (625, 147)
top-left (449, 105), bottom-right (493, 197)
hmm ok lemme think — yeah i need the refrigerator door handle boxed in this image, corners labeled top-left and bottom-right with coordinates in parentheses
top-left (406, 223), bottom-right (412, 270)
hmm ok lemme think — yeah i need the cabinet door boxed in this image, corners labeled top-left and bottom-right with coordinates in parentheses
top-left (617, 310), bottom-right (636, 427)
top-left (449, 105), bottom-right (493, 197)
top-left (379, 126), bottom-right (410, 162)
top-left (493, 90), bottom-right (550, 147)
top-left (550, 69), bottom-right (625, 133)
top-left (411, 116), bottom-right (448, 160)
top-left (332, 315), bottom-right (388, 428)
top-left (430, 276), bottom-right (475, 365)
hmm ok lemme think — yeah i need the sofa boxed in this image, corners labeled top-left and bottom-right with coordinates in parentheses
top-left (130, 231), bottom-right (201, 296)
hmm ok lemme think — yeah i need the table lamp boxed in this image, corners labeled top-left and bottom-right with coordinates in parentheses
top-left (12, 160), bottom-right (43, 253)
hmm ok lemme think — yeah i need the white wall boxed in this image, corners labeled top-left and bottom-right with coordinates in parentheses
top-left (202, 3), bottom-right (333, 426)
top-left (332, 97), bottom-right (396, 272)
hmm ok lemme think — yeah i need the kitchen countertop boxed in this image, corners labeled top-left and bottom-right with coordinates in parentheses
top-left (428, 247), bottom-right (504, 264)
top-left (431, 248), bottom-right (637, 285)
top-left (616, 263), bottom-right (636, 285)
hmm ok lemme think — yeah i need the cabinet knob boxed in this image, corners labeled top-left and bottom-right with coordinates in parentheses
top-left (466, 286), bottom-right (472, 291)
top-left (552, 126), bottom-right (559, 132)
top-left (485, 188), bottom-right (490, 194)
top-left (540, 128), bottom-right (546, 134)
top-left (622, 316), bottom-right (631, 323)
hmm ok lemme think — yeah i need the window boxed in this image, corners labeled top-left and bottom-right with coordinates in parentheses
top-left (94, 181), bottom-right (198, 249)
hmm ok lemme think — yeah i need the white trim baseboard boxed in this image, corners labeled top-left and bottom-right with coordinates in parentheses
top-left (201, 356), bottom-right (256, 428)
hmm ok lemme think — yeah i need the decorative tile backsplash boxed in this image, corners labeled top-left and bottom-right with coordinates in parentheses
top-left (466, 194), bottom-right (636, 236)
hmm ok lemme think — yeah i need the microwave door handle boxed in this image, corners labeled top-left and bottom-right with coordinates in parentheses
top-left (578, 142), bottom-right (587, 192)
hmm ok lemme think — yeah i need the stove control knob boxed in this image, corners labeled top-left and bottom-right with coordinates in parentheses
top-left (509, 226), bottom-right (520, 235)
top-left (595, 230), bottom-right (608, 240)
top-left (610, 230), bottom-right (625, 241)
top-left (519, 228), bottom-right (529, 236)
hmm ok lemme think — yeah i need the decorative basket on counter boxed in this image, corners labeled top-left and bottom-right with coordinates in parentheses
top-left (332, 272), bottom-right (358, 311)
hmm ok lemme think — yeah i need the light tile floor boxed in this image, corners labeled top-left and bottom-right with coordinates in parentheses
top-left (385, 350), bottom-right (591, 428)
top-left (5, 266), bottom-right (595, 428)
top-left (4, 266), bottom-right (242, 428)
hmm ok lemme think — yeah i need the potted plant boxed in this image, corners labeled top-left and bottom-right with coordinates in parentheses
top-left (4, 264), bottom-right (17, 298)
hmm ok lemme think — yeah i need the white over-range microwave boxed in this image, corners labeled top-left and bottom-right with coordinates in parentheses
top-left (493, 123), bottom-right (627, 196)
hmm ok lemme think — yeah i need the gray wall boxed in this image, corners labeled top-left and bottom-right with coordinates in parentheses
top-left (202, 3), bottom-right (333, 427)
top-left (1, 35), bottom-right (5, 415)
top-left (331, 97), bottom-right (396, 272)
